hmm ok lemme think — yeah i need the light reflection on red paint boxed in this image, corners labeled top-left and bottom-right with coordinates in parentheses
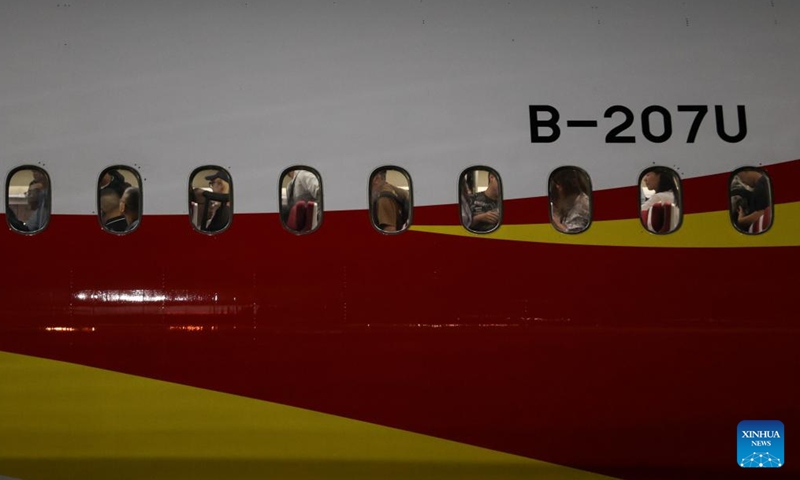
top-left (43, 326), bottom-right (95, 332)
top-left (68, 290), bottom-right (245, 316)
top-left (168, 325), bottom-right (220, 332)
top-left (74, 290), bottom-right (175, 303)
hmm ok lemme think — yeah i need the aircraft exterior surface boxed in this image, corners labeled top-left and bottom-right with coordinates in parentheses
top-left (1, 1), bottom-right (799, 479)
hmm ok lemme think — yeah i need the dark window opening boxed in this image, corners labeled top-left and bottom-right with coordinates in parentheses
top-left (6, 166), bottom-right (51, 234)
top-left (369, 167), bottom-right (412, 233)
top-left (549, 166), bottom-right (592, 234)
top-left (189, 166), bottom-right (233, 234)
top-left (639, 166), bottom-right (682, 234)
top-left (730, 167), bottom-right (773, 234)
top-left (98, 166), bottom-right (142, 234)
top-left (459, 167), bottom-right (502, 233)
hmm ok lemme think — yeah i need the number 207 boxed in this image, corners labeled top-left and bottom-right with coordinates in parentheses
top-left (529, 105), bottom-right (747, 144)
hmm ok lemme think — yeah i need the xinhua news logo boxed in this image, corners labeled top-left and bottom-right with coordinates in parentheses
top-left (738, 420), bottom-right (784, 468)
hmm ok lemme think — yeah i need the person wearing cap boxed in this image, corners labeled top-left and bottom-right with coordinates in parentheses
top-left (203, 170), bottom-right (232, 232)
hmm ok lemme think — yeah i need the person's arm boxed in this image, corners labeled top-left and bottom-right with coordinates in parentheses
top-left (470, 210), bottom-right (499, 229)
top-left (737, 206), bottom-right (764, 228)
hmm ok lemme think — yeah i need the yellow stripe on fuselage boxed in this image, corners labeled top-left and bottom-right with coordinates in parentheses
top-left (412, 202), bottom-right (800, 248)
top-left (0, 351), bottom-right (614, 480)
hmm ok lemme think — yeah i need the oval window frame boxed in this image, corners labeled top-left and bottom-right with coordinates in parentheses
top-left (97, 165), bottom-right (143, 235)
top-left (547, 166), bottom-right (593, 235)
top-left (728, 166), bottom-right (774, 235)
top-left (188, 165), bottom-right (234, 235)
top-left (638, 166), bottom-right (683, 235)
top-left (279, 165), bottom-right (324, 235)
top-left (368, 166), bottom-right (413, 235)
top-left (458, 166), bottom-right (503, 234)
top-left (5, 165), bottom-right (52, 236)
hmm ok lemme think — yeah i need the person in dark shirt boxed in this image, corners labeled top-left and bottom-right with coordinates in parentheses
top-left (100, 187), bottom-right (128, 232)
top-left (100, 169), bottom-right (131, 197)
top-left (203, 170), bottom-right (232, 232)
top-left (468, 172), bottom-right (501, 232)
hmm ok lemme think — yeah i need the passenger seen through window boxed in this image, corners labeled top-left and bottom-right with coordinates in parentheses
top-left (549, 167), bottom-right (592, 234)
top-left (6, 166), bottom-right (51, 234)
top-left (730, 167), bottom-right (772, 234)
top-left (370, 167), bottom-right (411, 233)
top-left (98, 167), bottom-right (141, 234)
top-left (280, 167), bottom-right (322, 234)
top-left (639, 166), bottom-right (681, 234)
top-left (460, 167), bottom-right (502, 233)
top-left (189, 167), bottom-right (233, 233)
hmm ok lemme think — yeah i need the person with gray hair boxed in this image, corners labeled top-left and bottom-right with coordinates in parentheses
top-left (120, 186), bottom-right (141, 232)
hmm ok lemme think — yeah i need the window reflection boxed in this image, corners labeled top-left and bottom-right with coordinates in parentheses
top-left (6, 166), bottom-right (51, 234)
top-left (98, 166), bottom-right (142, 234)
top-left (459, 167), bottom-right (502, 233)
top-left (549, 167), bottom-right (592, 234)
top-left (280, 167), bottom-right (322, 234)
top-left (730, 167), bottom-right (772, 234)
top-left (639, 166), bottom-right (681, 234)
top-left (189, 167), bottom-right (233, 233)
top-left (370, 167), bottom-right (412, 233)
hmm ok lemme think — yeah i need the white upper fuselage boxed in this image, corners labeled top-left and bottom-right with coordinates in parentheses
top-left (1, 0), bottom-right (798, 214)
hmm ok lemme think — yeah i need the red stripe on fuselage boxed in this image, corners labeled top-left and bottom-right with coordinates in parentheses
top-left (1, 178), bottom-right (799, 479)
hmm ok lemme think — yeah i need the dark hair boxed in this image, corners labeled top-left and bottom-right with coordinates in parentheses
top-left (100, 186), bottom-right (121, 200)
top-left (550, 168), bottom-right (588, 199)
top-left (105, 169), bottom-right (131, 197)
top-left (650, 167), bottom-right (677, 193)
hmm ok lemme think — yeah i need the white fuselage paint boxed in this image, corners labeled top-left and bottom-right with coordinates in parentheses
top-left (1, 0), bottom-right (798, 214)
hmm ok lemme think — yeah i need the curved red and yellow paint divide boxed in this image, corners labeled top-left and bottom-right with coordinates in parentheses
top-left (0, 351), bottom-right (614, 480)
top-left (413, 201), bottom-right (800, 248)
top-left (1, 160), bottom-right (799, 480)
top-left (412, 160), bottom-right (800, 248)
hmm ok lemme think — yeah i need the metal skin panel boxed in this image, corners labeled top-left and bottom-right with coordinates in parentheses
top-left (1, 163), bottom-right (800, 478)
top-left (1, 2), bottom-right (799, 479)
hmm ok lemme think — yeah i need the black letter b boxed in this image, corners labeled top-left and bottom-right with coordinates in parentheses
top-left (530, 105), bottom-right (560, 143)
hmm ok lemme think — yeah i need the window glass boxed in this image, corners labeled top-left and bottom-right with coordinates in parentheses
top-left (459, 167), bottom-right (502, 233)
top-left (98, 166), bottom-right (142, 234)
top-left (189, 166), bottom-right (233, 234)
top-left (730, 167), bottom-right (773, 234)
top-left (639, 166), bottom-right (682, 234)
top-left (369, 167), bottom-right (412, 233)
top-left (6, 166), bottom-right (51, 234)
top-left (549, 166), bottom-right (592, 234)
top-left (280, 166), bottom-right (323, 234)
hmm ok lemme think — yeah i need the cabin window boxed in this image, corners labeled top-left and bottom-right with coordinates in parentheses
top-left (189, 166), bottom-right (233, 234)
top-left (459, 167), bottom-right (502, 233)
top-left (5, 166), bottom-right (51, 234)
top-left (639, 166), bottom-right (682, 234)
top-left (280, 166), bottom-right (323, 234)
top-left (549, 166), bottom-right (592, 234)
top-left (730, 167), bottom-right (773, 234)
top-left (369, 167), bottom-right (412, 233)
top-left (97, 166), bottom-right (142, 234)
